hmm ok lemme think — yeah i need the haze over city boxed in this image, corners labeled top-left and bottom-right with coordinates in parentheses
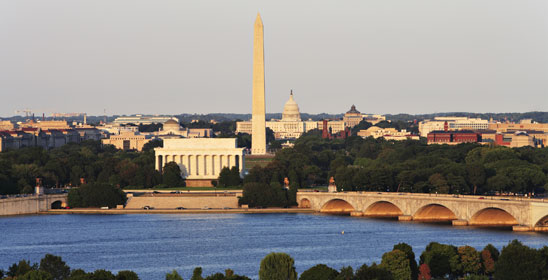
top-left (1, 0), bottom-right (547, 118)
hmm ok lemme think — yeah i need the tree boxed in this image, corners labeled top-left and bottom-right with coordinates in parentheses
top-left (380, 249), bottom-right (412, 280)
top-left (482, 244), bottom-right (499, 262)
top-left (116, 270), bottom-right (140, 280)
top-left (89, 269), bottom-right (115, 280)
top-left (163, 162), bottom-right (184, 187)
top-left (417, 264), bottom-right (431, 280)
top-left (67, 182), bottom-right (127, 208)
top-left (419, 242), bottom-right (458, 278)
top-left (165, 270), bottom-right (183, 280)
top-left (466, 163), bottom-right (485, 194)
top-left (494, 240), bottom-right (545, 280)
top-left (480, 249), bottom-right (495, 276)
top-left (393, 243), bottom-right (418, 280)
top-left (457, 246), bottom-right (481, 277)
top-left (299, 264), bottom-right (338, 280)
top-left (19, 270), bottom-right (53, 280)
top-left (39, 254), bottom-right (70, 280)
top-left (354, 263), bottom-right (392, 280)
top-left (142, 139), bottom-right (163, 152)
top-left (334, 267), bottom-right (353, 280)
top-left (69, 269), bottom-right (88, 279)
top-left (218, 167), bottom-right (242, 187)
top-left (259, 253), bottom-right (297, 280)
top-left (8, 260), bottom-right (36, 277)
top-left (191, 267), bottom-right (203, 280)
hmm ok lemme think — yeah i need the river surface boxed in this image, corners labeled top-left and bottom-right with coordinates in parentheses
top-left (1, 213), bottom-right (548, 279)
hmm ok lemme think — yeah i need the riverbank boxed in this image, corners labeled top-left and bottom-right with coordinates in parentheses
top-left (45, 207), bottom-right (316, 215)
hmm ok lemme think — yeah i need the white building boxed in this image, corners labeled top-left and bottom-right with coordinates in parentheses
top-left (113, 115), bottom-right (179, 125)
top-left (357, 126), bottom-right (419, 141)
top-left (154, 138), bottom-right (245, 187)
top-left (419, 117), bottom-right (489, 137)
top-left (236, 91), bottom-right (319, 139)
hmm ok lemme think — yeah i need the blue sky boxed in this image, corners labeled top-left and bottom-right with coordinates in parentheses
top-left (1, 0), bottom-right (547, 117)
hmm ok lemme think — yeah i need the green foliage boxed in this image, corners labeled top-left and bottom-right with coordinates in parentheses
top-left (19, 270), bottom-right (53, 280)
top-left (242, 134), bottom-right (548, 196)
top-left (116, 270), bottom-right (140, 280)
top-left (142, 139), bottom-right (163, 152)
top-left (163, 162), bottom-right (184, 188)
top-left (0, 141), bottom-right (162, 194)
top-left (89, 269), bottom-right (115, 280)
top-left (67, 182), bottom-right (127, 208)
top-left (39, 254), bottom-right (70, 280)
top-left (456, 246), bottom-right (482, 277)
top-left (354, 263), bottom-right (393, 280)
top-left (392, 243), bottom-right (417, 280)
top-left (334, 267), bottom-right (353, 280)
top-left (166, 270), bottom-right (184, 280)
top-left (258, 253), bottom-right (297, 280)
top-left (239, 181), bottom-right (294, 208)
top-left (299, 264), bottom-right (338, 280)
top-left (419, 242), bottom-right (458, 278)
top-left (191, 267), bottom-right (203, 280)
top-left (8, 259), bottom-right (36, 277)
top-left (380, 249), bottom-right (412, 280)
top-left (494, 239), bottom-right (545, 280)
top-left (218, 167), bottom-right (242, 187)
top-left (68, 269), bottom-right (88, 279)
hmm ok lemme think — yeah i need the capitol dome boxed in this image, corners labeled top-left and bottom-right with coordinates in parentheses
top-left (282, 90), bottom-right (301, 121)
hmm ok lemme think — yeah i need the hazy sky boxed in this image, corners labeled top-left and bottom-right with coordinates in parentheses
top-left (1, 0), bottom-right (547, 117)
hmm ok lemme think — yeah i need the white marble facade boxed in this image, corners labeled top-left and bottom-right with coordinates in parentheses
top-left (155, 138), bottom-right (245, 180)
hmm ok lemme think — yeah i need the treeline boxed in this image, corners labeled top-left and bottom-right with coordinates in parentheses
top-left (0, 140), bottom-right (166, 195)
top-left (242, 133), bottom-right (548, 201)
top-left (386, 111), bottom-right (548, 123)
top-left (2, 240), bottom-right (546, 280)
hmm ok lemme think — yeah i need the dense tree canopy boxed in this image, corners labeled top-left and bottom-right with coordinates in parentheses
top-left (259, 253), bottom-right (297, 280)
top-left (0, 141), bottom-right (162, 195)
top-left (242, 134), bottom-right (548, 196)
top-left (67, 182), bottom-right (127, 208)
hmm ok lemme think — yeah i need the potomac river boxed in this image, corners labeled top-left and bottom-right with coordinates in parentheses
top-left (1, 213), bottom-right (548, 279)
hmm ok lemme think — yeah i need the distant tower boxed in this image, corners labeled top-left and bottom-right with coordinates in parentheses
top-left (251, 13), bottom-right (267, 155)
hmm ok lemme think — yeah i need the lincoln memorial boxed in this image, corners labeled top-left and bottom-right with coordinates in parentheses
top-left (155, 138), bottom-right (245, 187)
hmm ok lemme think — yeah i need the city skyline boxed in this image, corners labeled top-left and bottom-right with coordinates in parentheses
top-left (1, 0), bottom-right (547, 118)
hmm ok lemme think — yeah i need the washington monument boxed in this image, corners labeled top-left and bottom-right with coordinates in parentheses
top-left (251, 13), bottom-right (267, 155)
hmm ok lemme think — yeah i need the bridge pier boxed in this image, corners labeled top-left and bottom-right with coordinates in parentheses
top-left (297, 191), bottom-right (548, 232)
top-left (513, 225), bottom-right (534, 232)
top-left (350, 211), bottom-right (363, 217)
top-left (452, 219), bottom-right (468, 226)
top-left (398, 215), bottom-right (413, 221)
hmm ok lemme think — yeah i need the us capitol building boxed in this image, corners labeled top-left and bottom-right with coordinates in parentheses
top-left (236, 91), bottom-right (319, 139)
top-left (236, 90), bottom-right (386, 140)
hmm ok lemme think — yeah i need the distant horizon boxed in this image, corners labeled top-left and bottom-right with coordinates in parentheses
top-left (1, 0), bottom-right (547, 117)
top-left (2, 110), bottom-right (548, 120)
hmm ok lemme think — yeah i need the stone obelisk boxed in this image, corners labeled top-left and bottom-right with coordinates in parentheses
top-left (251, 13), bottom-right (266, 155)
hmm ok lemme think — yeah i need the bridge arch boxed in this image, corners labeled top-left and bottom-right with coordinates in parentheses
top-left (299, 198), bottom-right (311, 208)
top-left (413, 203), bottom-right (457, 222)
top-left (51, 200), bottom-right (63, 209)
top-left (364, 201), bottom-right (403, 217)
top-left (470, 207), bottom-right (518, 226)
top-left (320, 199), bottom-right (355, 215)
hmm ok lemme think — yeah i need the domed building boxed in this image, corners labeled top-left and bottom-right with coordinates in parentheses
top-left (236, 90), bottom-right (319, 140)
top-left (281, 91), bottom-right (301, 122)
top-left (156, 119), bottom-right (213, 139)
